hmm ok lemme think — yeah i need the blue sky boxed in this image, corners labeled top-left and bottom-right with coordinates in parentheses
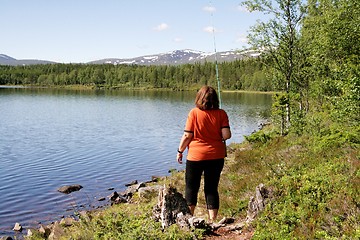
top-left (1, 0), bottom-right (267, 63)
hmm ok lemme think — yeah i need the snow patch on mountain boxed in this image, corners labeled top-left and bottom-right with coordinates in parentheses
top-left (1, 49), bottom-right (262, 66)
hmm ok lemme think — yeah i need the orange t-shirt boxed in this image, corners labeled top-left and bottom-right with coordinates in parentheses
top-left (185, 107), bottom-right (230, 161)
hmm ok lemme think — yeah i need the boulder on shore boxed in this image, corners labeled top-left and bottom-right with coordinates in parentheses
top-left (13, 222), bottom-right (22, 231)
top-left (57, 184), bottom-right (83, 194)
top-left (125, 180), bottom-right (138, 187)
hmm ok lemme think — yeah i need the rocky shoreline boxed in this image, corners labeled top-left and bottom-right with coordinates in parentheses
top-left (2, 172), bottom-right (271, 240)
top-left (1, 174), bottom-right (165, 240)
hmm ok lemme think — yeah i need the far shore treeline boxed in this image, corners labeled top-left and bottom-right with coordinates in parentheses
top-left (0, 58), bottom-right (270, 91)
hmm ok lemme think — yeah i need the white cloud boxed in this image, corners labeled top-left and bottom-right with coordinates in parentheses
top-left (153, 23), bottom-right (169, 31)
top-left (203, 26), bottom-right (219, 33)
top-left (203, 5), bottom-right (216, 13)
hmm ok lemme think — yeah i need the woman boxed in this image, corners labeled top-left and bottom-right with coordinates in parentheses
top-left (177, 85), bottom-right (231, 222)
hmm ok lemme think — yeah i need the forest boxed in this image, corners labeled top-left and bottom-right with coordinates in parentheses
top-left (0, 57), bottom-right (270, 91)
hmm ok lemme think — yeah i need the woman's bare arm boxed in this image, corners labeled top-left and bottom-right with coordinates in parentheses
top-left (177, 132), bottom-right (193, 164)
top-left (178, 132), bottom-right (193, 152)
top-left (221, 127), bottom-right (231, 140)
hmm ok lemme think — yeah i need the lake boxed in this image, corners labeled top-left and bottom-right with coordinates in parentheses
top-left (0, 87), bottom-right (272, 236)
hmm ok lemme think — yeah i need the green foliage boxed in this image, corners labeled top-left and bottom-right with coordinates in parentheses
top-left (245, 130), bottom-right (272, 144)
top-left (302, 0), bottom-right (360, 127)
top-left (0, 57), bottom-right (272, 92)
top-left (222, 91), bottom-right (359, 239)
top-left (253, 152), bottom-right (359, 239)
top-left (242, 0), bottom-right (307, 136)
top-left (242, 128), bottom-right (360, 239)
top-left (303, 110), bottom-right (360, 151)
top-left (58, 200), bottom-right (204, 240)
top-left (271, 93), bottom-right (290, 135)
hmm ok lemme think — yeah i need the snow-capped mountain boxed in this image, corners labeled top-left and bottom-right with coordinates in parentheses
top-left (88, 49), bottom-right (261, 66)
top-left (0, 49), bottom-right (261, 66)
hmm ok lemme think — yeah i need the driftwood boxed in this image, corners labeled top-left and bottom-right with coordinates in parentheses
top-left (246, 183), bottom-right (270, 222)
top-left (153, 186), bottom-right (191, 228)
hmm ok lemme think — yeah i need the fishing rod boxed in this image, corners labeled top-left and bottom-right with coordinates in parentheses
top-left (209, 1), bottom-right (222, 109)
top-left (209, 1), bottom-right (227, 156)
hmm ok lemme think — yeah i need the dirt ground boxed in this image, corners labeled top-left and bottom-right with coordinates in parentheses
top-left (205, 227), bottom-right (254, 240)
top-left (192, 206), bottom-right (255, 240)
top-left (203, 217), bottom-right (255, 240)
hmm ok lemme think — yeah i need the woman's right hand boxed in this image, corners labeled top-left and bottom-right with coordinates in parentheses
top-left (177, 152), bottom-right (183, 164)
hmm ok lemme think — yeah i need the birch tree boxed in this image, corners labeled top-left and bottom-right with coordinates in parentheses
top-left (242, 0), bottom-right (307, 134)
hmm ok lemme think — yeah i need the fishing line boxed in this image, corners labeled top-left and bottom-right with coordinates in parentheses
top-left (209, 1), bottom-right (227, 154)
top-left (209, 0), bottom-right (222, 108)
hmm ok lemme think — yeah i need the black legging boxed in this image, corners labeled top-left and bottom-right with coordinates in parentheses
top-left (185, 159), bottom-right (224, 210)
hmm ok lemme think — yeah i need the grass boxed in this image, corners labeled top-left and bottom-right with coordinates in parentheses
top-left (238, 125), bottom-right (360, 239)
top-left (26, 121), bottom-right (359, 240)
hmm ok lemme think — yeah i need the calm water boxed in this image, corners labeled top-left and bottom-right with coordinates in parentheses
top-left (0, 87), bottom-right (272, 236)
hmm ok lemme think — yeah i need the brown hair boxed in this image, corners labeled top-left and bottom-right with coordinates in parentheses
top-left (195, 85), bottom-right (219, 110)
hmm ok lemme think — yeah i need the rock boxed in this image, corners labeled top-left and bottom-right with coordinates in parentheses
top-left (39, 224), bottom-right (52, 237)
top-left (109, 191), bottom-right (128, 204)
top-left (153, 186), bottom-right (192, 228)
top-left (123, 192), bottom-right (133, 201)
top-left (13, 222), bottom-right (22, 231)
top-left (259, 121), bottom-right (271, 130)
top-left (60, 217), bottom-right (76, 226)
top-left (0, 236), bottom-right (13, 240)
top-left (151, 176), bottom-right (161, 182)
top-left (108, 191), bottom-right (119, 201)
top-left (57, 184), bottom-right (83, 194)
top-left (98, 197), bottom-right (106, 201)
top-left (121, 182), bottom-right (146, 198)
top-left (112, 196), bottom-right (127, 205)
top-left (246, 183), bottom-right (270, 222)
top-left (145, 176), bottom-right (162, 184)
top-left (77, 210), bottom-right (91, 222)
top-left (125, 180), bottom-right (138, 187)
top-left (27, 228), bottom-right (37, 237)
top-left (48, 221), bottom-right (64, 240)
top-left (26, 229), bottom-right (33, 236)
top-left (168, 168), bottom-right (177, 173)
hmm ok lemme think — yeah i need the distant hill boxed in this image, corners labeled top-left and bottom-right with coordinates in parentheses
top-left (0, 54), bottom-right (56, 66)
top-left (0, 49), bottom-right (262, 66)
